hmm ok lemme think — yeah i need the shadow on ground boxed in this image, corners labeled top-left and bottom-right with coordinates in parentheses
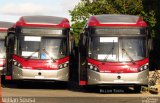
top-left (1, 75), bottom-right (68, 90)
top-left (82, 86), bottom-right (142, 94)
top-left (67, 81), bottom-right (144, 94)
top-left (1, 75), bottom-right (144, 94)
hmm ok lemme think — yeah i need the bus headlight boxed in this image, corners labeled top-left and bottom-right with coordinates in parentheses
top-left (13, 60), bottom-right (22, 68)
top-left (88, 63), bottom-right (99, 72)
top-left (59, 61), bottom-right (69, 69)
top-left (144, 65), bottom-right (148, 70)
top-left (90, 65), bottom-right (93, 69)
top-left (138, 63), bottom-right (149, 72)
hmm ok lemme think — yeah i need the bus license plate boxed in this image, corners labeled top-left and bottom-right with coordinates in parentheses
top-left (114, 80), bottom-right (124, 83)
top-left (35, 76), bottom-right (44, 79)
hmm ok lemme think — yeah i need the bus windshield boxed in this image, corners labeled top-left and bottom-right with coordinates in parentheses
top-left (89, 37), bottom-right (146, 62)
top-left (19, 36), bottom-right (67, 59)
top-left (0, 40), bottom-right (5, 58)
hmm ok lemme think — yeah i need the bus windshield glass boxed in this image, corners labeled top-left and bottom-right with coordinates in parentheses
top-left (89, 37), bottom-right (146, 62)
top-left (19, 36), bottom-right (67, 59)
top-left (0, 40), bottom-right (5, 58)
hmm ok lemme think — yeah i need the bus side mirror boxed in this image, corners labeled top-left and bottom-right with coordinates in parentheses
top-left (5, 36), bottom-right (9, 47)
top-left (148, 39), bottom-right (153, 51)
top-left (5, 33), bottom-right (15, 48)
top-left (146, 27), bottom-right (151, 37)
top-left (77, 33), bottom-right (83, 53)
top-left (146, 27), bottom-right (153, 51)
top-left (69, 35), bottom-right (75, 53)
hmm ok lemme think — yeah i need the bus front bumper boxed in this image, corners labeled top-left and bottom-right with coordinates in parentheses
top-left (87, 69), bottom-right (149, 86)
top-left (12, 66), bottom-right (69, 81)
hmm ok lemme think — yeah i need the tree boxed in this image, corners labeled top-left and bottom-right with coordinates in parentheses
top-left (69, 1), bottom-right (91, 45)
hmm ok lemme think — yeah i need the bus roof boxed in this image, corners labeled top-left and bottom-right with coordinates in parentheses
top-left (16, 16), bottom-right (70, 28)
top-left (0, 21), bottom-right (14, 31)
top-left (87, 14), bottom-right (147, 27)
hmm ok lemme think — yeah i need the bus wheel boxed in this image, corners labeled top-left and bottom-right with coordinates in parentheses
top-left (134, 86), bottom-right (141, 93)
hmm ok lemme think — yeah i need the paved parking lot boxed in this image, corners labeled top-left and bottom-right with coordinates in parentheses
top-left (1, 81), bottom-right (160, 103)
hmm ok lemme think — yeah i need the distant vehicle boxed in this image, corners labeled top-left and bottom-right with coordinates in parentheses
top-left (5, 16), bottom-right (71, 82)
top-left (0, 21), bottom-right (13, 74)
top-left (78, 14), bottom-right (151, 92)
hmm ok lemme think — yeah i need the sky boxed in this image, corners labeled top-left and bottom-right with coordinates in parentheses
top-left (0, 0), bottom-right (81, 23)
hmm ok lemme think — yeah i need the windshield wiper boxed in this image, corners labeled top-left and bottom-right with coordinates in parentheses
top-left (42, 48), bottom-right (56, 62)
top-left (26, 48), bottom-right (40, 60)
top-left (104, 40), bottom-right (114, 62)
top-left (122, 48), bottom-right (136, 65)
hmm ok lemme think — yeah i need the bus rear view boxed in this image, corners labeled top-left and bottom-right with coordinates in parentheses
top-left (78, 14), bottom-right (150, 92)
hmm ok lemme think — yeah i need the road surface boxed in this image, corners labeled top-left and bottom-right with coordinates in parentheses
top-left (1, 81), bottom-right (160, 103)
